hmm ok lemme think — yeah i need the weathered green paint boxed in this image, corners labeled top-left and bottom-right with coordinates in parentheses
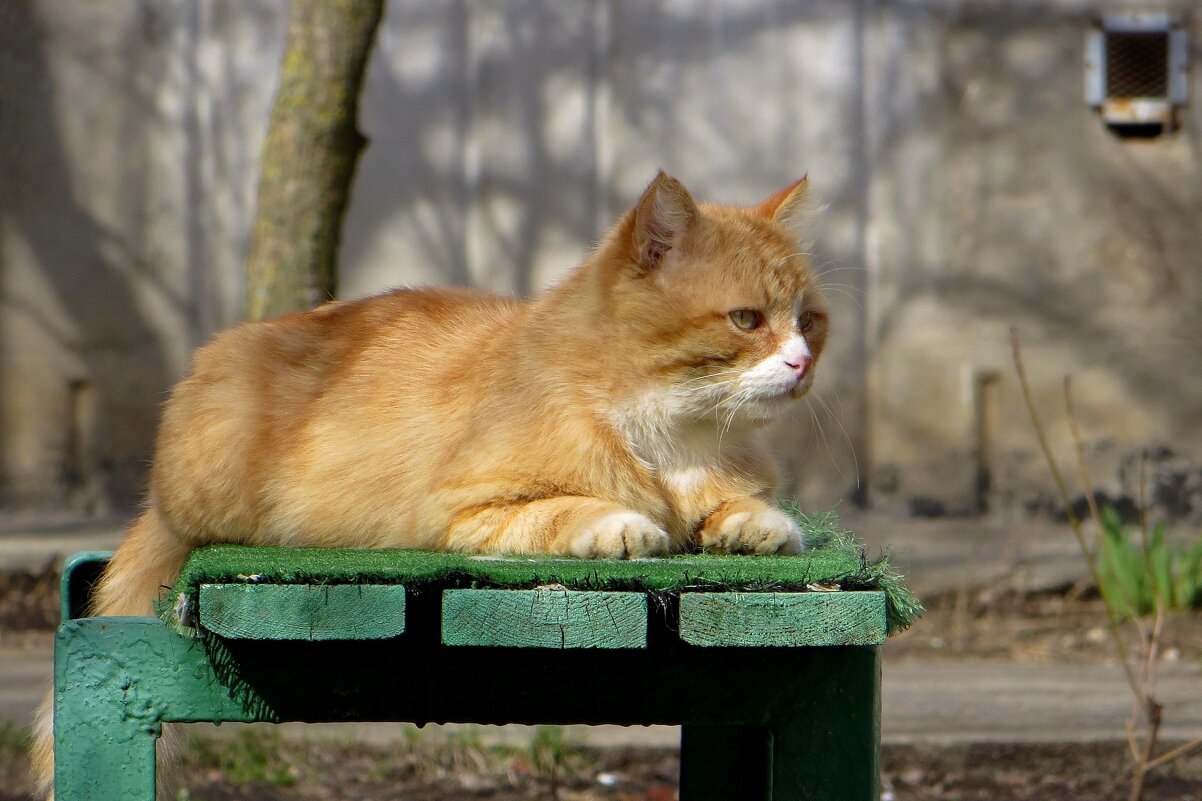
top-left (199, 583), bottom-right (406, 640)
top-left (679, 591), bottom-right (887, 647)
top-left (59, 551), bottom-right (113, 622)
top-left (55, 581), bottom-right (884, 800)
top-left (54, 617), bottom-right (261, 801)
top-left (166, 533), bottom-right (925, 636)
top-left (442, 589), bottom-right (647, 648)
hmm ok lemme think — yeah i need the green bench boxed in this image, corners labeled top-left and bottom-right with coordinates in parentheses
top-left (54, 530), bottom-right (919, 800)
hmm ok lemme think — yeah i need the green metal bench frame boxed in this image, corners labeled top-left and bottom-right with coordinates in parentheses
top-left (54, 551), bottom-right (883, 800)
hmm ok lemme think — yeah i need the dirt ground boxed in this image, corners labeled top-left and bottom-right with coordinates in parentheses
top-left (3, 727), bottom-right (1201, 801)
top-left (0, 566), bottom-right (58, 631)
top-left (3, 566), bottom-right (1201, 800)
top-left (885, 586), bottom-right (1202, 665)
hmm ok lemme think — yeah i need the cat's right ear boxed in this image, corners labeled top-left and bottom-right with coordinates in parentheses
top-left (629, 170), bottom-right (699, 274)
top-left (756, 175), bottom-right (810, 238)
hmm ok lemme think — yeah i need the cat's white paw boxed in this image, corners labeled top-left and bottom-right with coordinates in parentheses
top-left (570, 511), bottom-right (671, 559)
top-left (705, 507), bottom-right (804, 555)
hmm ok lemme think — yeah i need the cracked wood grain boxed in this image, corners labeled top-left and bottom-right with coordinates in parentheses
top-left (441, 589), bottom-right (647, 649)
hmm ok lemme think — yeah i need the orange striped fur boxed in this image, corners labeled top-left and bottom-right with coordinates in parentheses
top-left (32, 171), bottom-right (828, 798)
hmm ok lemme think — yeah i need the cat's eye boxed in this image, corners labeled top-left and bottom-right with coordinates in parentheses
top-left (729, 309), bottom-right (763, 331)
top-left (798, 311), bottom-right (815, 332)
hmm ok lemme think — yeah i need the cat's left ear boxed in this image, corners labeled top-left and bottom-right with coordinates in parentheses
top-left (630, 170), bottom-right (700, 274)
top-left (756, 175), bottom-right (810, 238)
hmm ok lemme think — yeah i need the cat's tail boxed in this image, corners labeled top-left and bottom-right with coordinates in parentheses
top-left (30, 507), bottom-right (192, 801)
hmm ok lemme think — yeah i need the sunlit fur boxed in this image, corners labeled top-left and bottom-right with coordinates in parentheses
top-left (31, 172), bottom-right (827, 798)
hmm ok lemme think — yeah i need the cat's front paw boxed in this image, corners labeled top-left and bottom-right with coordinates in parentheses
top-left (703, 507), bottom-right (804, 555)
top-left (569, 511), bottom-right (671, 559)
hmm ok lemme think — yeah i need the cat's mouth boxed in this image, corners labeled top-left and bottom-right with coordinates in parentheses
top-left (751, 376), bottom-right (814, 404)
top-left (728, 390), bottom-right (802, 423)
top-left (789, 378), bottom-right (815, 399)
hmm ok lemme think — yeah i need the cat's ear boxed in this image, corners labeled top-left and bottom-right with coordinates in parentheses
top-left (757, 175), bottom-right (810, 238)
top-left (630, 170), bottom-right (700, 273)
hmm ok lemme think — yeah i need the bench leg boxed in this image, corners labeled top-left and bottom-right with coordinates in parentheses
top-left (53, 721), bottom-right (157, 801)
top-left (680, 725), bottom-right (771, 800)
top-left (680, 647), bottom-right (879, 801)
top-left (53, 629), bottom-right (158, 800)
top-left (54, 617), bottom-right (261, 801)
top-left (768, 647), bottom-right (881, 801)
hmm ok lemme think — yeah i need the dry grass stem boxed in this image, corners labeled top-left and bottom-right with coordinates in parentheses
top-left (1137, 452), bottom-right (1152, 560)
top-left (1144, 736), bottom-right (1202, 770)
top-left (1008, 333), bottom-right (1081, 530)
top-left (1064, 377), bottom-right (1103, 529)
top-left (1060, 357), bottom-right (1165, 801)
top-left (1009, 328), bottom-right (1202, 801)
top-left (1010, 330), bottom-right (1137, 693)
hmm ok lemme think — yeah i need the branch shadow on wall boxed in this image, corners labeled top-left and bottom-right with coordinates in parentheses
top-left (0, 2), bottom-right (172, 512)
top-left (340, 0), bottom-right (850, 295)
top-left (337, 1), bottom-right (865, 507)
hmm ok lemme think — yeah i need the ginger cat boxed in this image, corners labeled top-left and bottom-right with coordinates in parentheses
top-left (32, 171), bottom-right (828, 798)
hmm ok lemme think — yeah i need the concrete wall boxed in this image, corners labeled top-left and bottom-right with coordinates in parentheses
top-left (0, 1), bottom-right (284, 512)
top-left (1, 0), bottom-right (1199, 522)
top-left (861, 2), bottom-right (1202, 520)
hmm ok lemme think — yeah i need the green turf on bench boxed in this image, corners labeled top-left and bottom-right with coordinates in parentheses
top-left (163, 509), bottom-right (921, 635)
top-left (60, 508), bottom-right (905, 800)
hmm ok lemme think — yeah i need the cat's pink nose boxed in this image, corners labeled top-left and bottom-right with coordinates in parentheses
top-left (785, 356), bottom-right (812, 380)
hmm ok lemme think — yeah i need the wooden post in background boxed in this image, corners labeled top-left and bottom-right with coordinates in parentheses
top-left (244, 0), bottom-right (386, 321)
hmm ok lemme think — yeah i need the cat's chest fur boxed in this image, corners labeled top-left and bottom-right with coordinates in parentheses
top-left (653, 455), bottom-right (765, 537)
top-left (609, 390), bottom-right (768, 539)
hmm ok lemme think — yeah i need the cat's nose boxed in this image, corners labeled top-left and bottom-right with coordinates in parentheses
top-left (785, 356), bottom-right (812, 380)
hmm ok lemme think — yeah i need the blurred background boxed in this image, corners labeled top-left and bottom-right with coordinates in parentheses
top-left (1, 3), bottom-right (1202, 799)
top-left (2, 0), bottom-right (1201, 524)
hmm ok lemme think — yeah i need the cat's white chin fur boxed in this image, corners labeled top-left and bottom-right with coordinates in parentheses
top-left (707, 507), bottom-right (804, 555)
top-left (569, 511), bottom-right (671, 559)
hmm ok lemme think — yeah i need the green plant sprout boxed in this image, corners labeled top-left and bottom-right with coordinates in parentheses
top-left (1096, 506), bottom-right (1202, 620)
top-left (1012, 329), bottom-right (1202, 801)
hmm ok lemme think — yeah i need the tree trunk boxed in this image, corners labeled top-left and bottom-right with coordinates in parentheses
top-left (244, 0), bottom-right (386, 321)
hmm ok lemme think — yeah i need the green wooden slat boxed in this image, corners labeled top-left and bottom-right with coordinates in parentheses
top-left (442, 589), bottom-right (647, 649)
top-left (199, 583), bottom-right (406, 640)
top-left (167, 532), bottom-right (925, 636)
top-left (679, 591), bottom-right (886, 647)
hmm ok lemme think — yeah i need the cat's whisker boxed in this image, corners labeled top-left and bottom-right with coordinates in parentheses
top-left (817, 282), bottom-right (862, 294)
top-left (707, 384), bottom-right (751, 451)
top-left (811, 391), bottom-right (862, 490)
top-left (814, 270), bottom-right (867, 284)
top-left (683, 385), bottom-right (741, 421)
top-left (696, 384), bottom-right (747, 421)
top-left (816, 286), bottom-right (862, 310)
top-left (799, 258), bottom-right (839, 275)
top-left (700, 397), bottom-right (733, 425)
top-left (717, 395), bottom-right (745, 453)
top-left (727, 387), bottom-right (760, 432)
top-left (674, 370), bottom-right (744, 388)
top-left (815, 262), bottom-right (866, 270)
top-left (803, 398), bottom-right (846, 483)
top-left (813, 263), bottom-right (867, 276)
